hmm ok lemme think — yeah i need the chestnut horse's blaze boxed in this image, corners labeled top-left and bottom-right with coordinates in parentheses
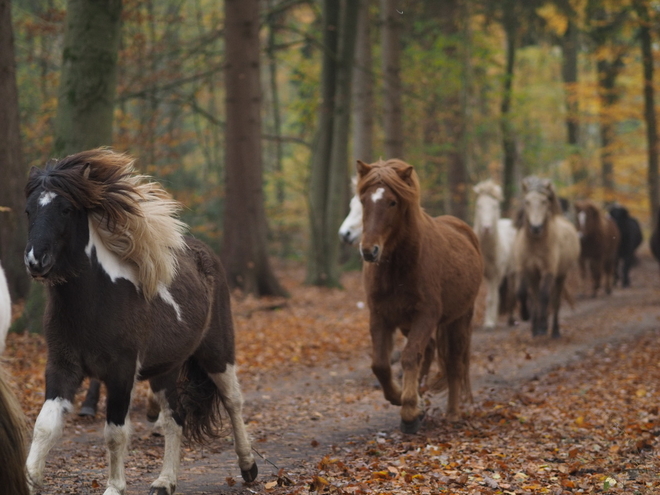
top-left (357, 159), bottom-right (483, 434)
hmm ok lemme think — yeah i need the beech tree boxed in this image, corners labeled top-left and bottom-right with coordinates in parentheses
top-left (223, 0), bottom-right (286, 296)
top-left (53, 0), bottom-right (123, 156)
top-left (306, 0), bottom-right (359, 287)
top-left (381, 0), bottom-right (403, 159)
top-left (0, 0), bottom-right (30, 299)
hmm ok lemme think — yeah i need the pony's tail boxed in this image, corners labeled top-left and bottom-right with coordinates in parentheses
top-left (0, 369), bottom-right (30, 495)
top-left (176, 357), bottom-right (224, 444)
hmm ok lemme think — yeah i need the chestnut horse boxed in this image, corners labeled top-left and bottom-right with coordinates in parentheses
top-left (23, 149), bottom-right (257, 495)
top-left (574, 200), bottom-right (620, 297)
top-left (513, 177), bottom-right (580, 338)
top-left (357, 159), bottom-right (482, 434)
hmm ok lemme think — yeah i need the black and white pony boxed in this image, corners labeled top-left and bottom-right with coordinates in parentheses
top-left (24, 149), bottom-right (257, 495)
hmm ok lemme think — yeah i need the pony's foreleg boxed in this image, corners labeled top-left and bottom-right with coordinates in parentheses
top-left (444, 311), bottom-right (474, 421)
top-left (369, 319), bottom-right (401, 406)
top-left (589, 258), bottom-right (601, 297)
top-left (149, 391), bottom-right (182, 495)
top-left (211, 365), bottom-right (258, 482)
top-left (550, 275), bottom-right (567, 339)
top-left (26, 397), bottom-right (73, 493)
top-left (399, 316), bottom-right (436, 433)
top-left (103, 382), bottom-right (133, 495)
top-left (483, 275), bottom-right (500, 329)
top-left (534, 274), bottom-right (554, 336)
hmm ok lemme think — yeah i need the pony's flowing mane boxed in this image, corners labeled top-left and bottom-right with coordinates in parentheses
top-left (25, 148), bottom-right (187, 299)
top-left (357, 159), bottom-right (421, 208)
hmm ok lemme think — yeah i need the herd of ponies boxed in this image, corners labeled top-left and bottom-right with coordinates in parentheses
top-left (0, 151), bottom-right (652, 495)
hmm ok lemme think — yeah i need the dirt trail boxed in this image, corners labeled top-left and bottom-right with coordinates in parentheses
top-left (34, 255), bottom-right (660, 494)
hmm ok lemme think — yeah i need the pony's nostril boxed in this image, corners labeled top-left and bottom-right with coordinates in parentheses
top-left (372, 245), bottom-right (379, 257)
top-left (41, 252), bottom-right (52, 268)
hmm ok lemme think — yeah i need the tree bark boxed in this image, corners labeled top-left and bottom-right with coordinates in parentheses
top-left (53, 0), bottom-right (123, 156)
top-left (501, 1), bottom-right (517, 214)
top-left (223, 0), bottom-right (286, 297)
top-left (561, 18), bottom-right (585, 185)
top-left (597, 57), bottom-right (624, 198)
top-left (352, 0), bottom-right (374, 164)
top-left (380, 0), bottom-right (403, 159)
top-left (306, 0), bottom-right (359, 287)
top-left (634, 0), bottom-right (659, 225)
top-left (0, 0), bottom-right (30, 300)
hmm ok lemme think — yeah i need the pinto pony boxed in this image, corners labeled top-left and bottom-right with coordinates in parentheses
top-left (513, 177), bottom-right (580, 338)
top-left (574, 200), bottom-right (620, 297)
top-left (357, 159), bottom-right (482, 434)
top-left (23, 149), bottom-right (257, 495)
top-left (472, 180), bottom-right (517, 328)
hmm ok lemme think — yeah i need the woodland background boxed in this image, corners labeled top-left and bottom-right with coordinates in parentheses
top-left (1, 0), bottom-right (660, 304)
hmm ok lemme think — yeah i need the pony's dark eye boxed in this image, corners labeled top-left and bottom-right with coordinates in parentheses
top-left (61, 206), bottom-right (73, 216)
top-left (389, 200), bottom-right (397, 207)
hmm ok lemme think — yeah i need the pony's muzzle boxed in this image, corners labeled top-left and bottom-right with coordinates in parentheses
top-left (529, 224), bottom-right (543, 236)
top-left (361, 244), bottom-right (380, 263)
top-left (24, 245), bottom-right (53, 278)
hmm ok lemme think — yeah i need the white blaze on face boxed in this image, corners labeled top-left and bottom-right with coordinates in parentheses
top-left (371, 187), bottom-right (385, 203)
top-left (38, 191), bottom-right (57, 206)
top-left (578, 210), bottom-right (586, 230)
top-left (338, 194), bottom-right (363, 243)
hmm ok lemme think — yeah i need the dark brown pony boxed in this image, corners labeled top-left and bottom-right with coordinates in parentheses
top-left (0, 368), bottom-right (29, 495)
top-left (574, 200), bottom-right (620, 297)
top-left (23, 149), bottom-right (257, 495)
top-left (357, 159), bottom-right (482, 434)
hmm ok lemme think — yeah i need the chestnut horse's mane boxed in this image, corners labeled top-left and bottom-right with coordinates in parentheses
top-left (357, 159), bottom-right (421, 208)
top-left (25, 148), bottom-right (187, 299)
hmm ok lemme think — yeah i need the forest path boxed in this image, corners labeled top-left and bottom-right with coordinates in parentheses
top-left (30, 254), bottom-right (660, 494)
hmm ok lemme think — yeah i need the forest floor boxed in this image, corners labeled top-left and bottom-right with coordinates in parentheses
top-left (6, 251), bottom-right (660, 495)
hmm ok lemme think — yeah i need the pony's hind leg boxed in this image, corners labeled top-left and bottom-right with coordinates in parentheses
top-left (443, 311), bottom-right (474, 421)
top-left (210, 365), bottom-right (257, 482)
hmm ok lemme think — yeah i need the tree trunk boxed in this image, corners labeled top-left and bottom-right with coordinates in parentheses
top-left (53, 0), bottom-right (123, 156)
top-left (306, 0), bottom-right (359, 287)
top-left (352, 0), bottom-right (374, 164)
top-left (380, 0), bottom-right (403, 159)
top-left (635, 0), bottom-right (659, 225)
top-left (0, 0), bottom-right (30, 300)
top-left (561, 18), bottom-right (585, 185)
top-left (501, 2), bottom-right (517, 214)
top-left (440, 0), bottom-right (468, 221)
top-left (223, 0), bottom-right (286, 297)
top-left (597, 57), bottom-right (624, 199)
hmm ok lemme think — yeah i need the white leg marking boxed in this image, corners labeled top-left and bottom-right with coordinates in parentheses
top-left (210, 365), bottom-right (255, 472)
top-left (150, 394), bottom-right (182, 494)
top-left (104, 420), bottom-right (131, 495)
top-left (371, 187), bottom-right (385, 203)
top-left (26, 398), bottom-right (72, 492)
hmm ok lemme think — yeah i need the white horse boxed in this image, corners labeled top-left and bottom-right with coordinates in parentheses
top-left (0, 260), bottom-right (11, 354)
top-left (339, 176), bottom-right (362, 245)
top-left (473, 180), bottom-right (517, 329)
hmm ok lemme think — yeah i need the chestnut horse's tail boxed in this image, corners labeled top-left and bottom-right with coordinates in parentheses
top-left (0, 370), bottom-right (30, 495)
top-left (177, 357), bottom-right (224, 444)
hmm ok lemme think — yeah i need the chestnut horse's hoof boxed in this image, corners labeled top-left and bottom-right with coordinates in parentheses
top-left (400, 414), bottom-right (424, 434)
top-left (241, 462), bottom-right (258, 483)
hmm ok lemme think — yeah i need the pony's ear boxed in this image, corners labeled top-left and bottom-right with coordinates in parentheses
top-left (357, 160), bottom-right (372, 179)
top-left (28, 166), bottom-right (41, 179)
top-left (82, 162), bottom-right (91, 180)
top-left (397, 165), bottom-right (414, 182)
